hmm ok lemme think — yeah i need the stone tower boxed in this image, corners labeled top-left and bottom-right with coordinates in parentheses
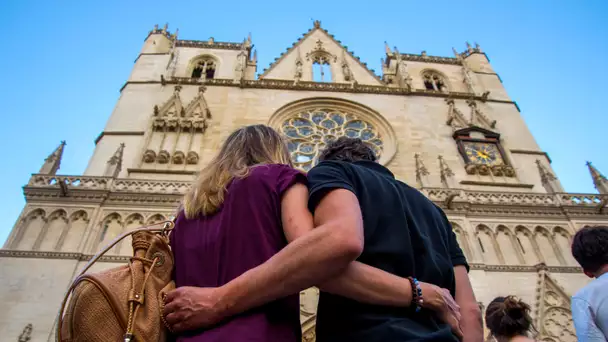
top-left (1, 22), bottom-right (606, 341)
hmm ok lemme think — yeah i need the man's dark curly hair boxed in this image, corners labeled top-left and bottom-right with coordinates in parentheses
top-left (571, 225), bottom-right (608, 273)
top-left (318, 137), bottom-right (377, 163)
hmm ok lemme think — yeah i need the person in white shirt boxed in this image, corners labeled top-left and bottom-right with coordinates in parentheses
top-left (571, 225), bottom-right (608, 342)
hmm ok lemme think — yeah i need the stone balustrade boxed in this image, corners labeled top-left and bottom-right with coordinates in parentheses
top-left (24, 174), bottom-right (608, 213)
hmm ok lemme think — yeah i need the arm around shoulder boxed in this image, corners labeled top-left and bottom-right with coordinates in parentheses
top-left (216, 181), bottom-right (363, 319)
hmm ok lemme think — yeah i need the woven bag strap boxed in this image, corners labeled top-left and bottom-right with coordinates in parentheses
top-left (56, 219), bottom-right (175, 341)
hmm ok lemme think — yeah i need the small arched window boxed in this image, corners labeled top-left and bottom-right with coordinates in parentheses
top-left (422, 70), bottom-right (448, 92)
top-left (191, 58), bottom-right (217, 79)
top-left (312, 55), bottom-right (332, 82)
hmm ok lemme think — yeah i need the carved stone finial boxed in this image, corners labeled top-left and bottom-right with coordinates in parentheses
top-left (252, 49), bottom-right (258, 63)
top-left (294, 47), bottom-right (303, 82)
top-left (384, 41), bottom-right (391, 54)
top-left (452, 47), bottom-right (461, 58)
top-left (421, 50), bottom-right (427, 57)
top-left (162, 23), bottom-right (168, 33)
top-left (208, 37), bottom-right (214, 44)
top-left (198, 85), bottom-right (207, 94)
top-left (173, 28), bottom-right (179, 40)
top-left (247, 32), bottom-right (252, 45)
top-left (104, 143), bottom-right (125, 178)
top-left (587, 161), bottom-right (608, 194)
top-left (313, 20), bottom-right (321, 28)
top-left (475, 42), bottom-right (482, 52)
top-left (174, 85), bottom-right (182, 93)
top-left (39, 141), bottom-right (66, 175)
top-left (466, 99), bottom-right (496, 129)
top-left (414, 153), bottom-right (430, 188)
top-left (153, 24), bottom-right (159, 31)
top-left (438, 155), bottom-right (455, 188)
top-left (18, 323), bottom-right (33, 342)
top-left (536, 159), bottom-right (559, 193)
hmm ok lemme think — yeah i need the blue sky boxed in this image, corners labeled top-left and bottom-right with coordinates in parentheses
top-left (0, 0), bottom-right (606, 244)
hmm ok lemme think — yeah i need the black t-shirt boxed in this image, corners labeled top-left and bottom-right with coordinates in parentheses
top-left (308, 160), bottom-right (469, 342)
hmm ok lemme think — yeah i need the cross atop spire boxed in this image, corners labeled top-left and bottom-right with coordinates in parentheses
top-left (39, 141), bottom-right (66, 175)
top-left (587, 161), bottom-right (608, 194)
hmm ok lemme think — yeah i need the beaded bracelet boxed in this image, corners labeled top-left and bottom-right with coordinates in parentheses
top-left (407, 276), bottom-right (424, 312)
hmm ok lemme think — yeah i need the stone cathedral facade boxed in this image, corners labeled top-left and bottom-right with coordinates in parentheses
top-left (2, 22), bottom-right (608, 342)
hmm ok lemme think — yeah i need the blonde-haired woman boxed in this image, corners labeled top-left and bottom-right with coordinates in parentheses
top-left (164, 124), bottom-right (312, 341)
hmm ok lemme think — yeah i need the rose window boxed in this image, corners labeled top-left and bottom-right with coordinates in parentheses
top-left (280, 108), bottom-right (383, 171)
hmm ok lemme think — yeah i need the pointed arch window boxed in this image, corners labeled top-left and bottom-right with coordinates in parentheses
top-left (422, 70), bottom-right (447, 92)
top-left (191, 57), bottom-right (217, 79)
top-left (312, 56), bottom-right (332, 82)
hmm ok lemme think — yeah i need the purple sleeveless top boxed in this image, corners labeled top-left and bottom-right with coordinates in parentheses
top-left (171, 164), bottom-right (306, 342)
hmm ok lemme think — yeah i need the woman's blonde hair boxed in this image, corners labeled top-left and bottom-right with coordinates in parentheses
top-left (182, 124), bottom-right (292, 218)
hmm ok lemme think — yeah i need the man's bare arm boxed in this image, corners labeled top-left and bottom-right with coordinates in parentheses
top-left (318, 261), bottom-right (413, 306)
top-left (454, 265), bottom-right (483, 342)
top-left (216, 187), bottom-right (364, 318)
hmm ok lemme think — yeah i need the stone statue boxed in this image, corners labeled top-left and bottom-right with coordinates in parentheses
top-left (342, 61), bottom-right (353, 81)
top-left (398, 60), bottom-right (413, 91)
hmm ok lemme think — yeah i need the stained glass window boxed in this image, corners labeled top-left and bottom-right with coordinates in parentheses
top-left (280, 108), bottom-right (383, 171)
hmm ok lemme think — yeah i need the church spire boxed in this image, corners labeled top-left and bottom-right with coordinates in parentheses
top-left (536, 159), bottom-right (560, 193)
top-left (384, 41), bottom-right (392, 55)
top-left (587, 161), bottom-right (608, 194)
top-left (39, 141), bottom-right (66, 175)
top-left (104, 143), bottom-right (125, 178)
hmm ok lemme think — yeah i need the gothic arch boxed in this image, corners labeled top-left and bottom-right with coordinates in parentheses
top-left (36, 209), bottom-right (68, 251)
top-left (552, 227), bottom-right (577, 266)
top-left (118, 213), bottom-right (145, 255)
top-left (188, 54), bottom-right (220, 79)
top-left (146, 213), bottom-right (167, 225)
top-left (514, 226), bottom-right (541, 265)
top-left (495, 225), bottom-right (522, 265)
top-left (57, 210), bottom-right (89, 252)
top-left (420, 69), bottom-right (450, 92)
top-left (475, 224), bottom-right (502, 264)
top-left (13, 209), bottom-right (47, 250)
top-left (94, 213), bottom-right (123, 253)
top-left (534, 226), bottom-right (563, 266)
top-left (269, 97), bottom-right (397, 170)
top-left (450, 222), bottom-right (472, 260)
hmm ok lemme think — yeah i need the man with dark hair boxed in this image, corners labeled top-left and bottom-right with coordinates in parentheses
top-left (571, 225), bottom-right (608, 341)
top-left (307, 137), bottom-right (483, 342)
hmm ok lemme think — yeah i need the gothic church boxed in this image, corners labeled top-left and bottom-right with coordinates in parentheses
top-left (2, 21), bottom-right (607, 341)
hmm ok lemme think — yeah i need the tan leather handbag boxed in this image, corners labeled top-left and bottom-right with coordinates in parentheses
top-left (57, 219), bottom-right (176, 342)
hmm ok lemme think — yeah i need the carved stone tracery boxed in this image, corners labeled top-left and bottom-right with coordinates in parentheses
top-left (143, 85), bottom-right (210, 166)
top-left (534, 267), bottom-right (577, 342)
top-left (280, 108), bottom-right (383, 171)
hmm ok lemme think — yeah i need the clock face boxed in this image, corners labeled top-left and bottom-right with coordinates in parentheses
top-left (463, 142), bottom-right (504, 165)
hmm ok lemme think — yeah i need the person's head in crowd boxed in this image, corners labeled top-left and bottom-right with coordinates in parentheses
top-left (318, 137), bottom-right (377, 163)
top-left (485, 296), bottom-right (535, 341)
top-left (571, 225), bottom-right (608, 278)
top-left (183, 124), bottom-right (292, 218)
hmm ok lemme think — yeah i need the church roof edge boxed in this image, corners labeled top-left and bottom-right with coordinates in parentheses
top-left (259, 21), bottom-right (383, 83)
